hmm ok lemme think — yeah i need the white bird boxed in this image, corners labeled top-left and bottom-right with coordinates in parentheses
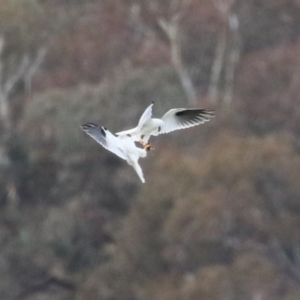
top-left (81, 123), bottom-right (149, 183)
top-left (115, 102), bottom-right (214, 146)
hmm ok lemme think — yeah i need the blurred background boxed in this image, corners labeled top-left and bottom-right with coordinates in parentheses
top-left (1, 0), bottom-right (300, 299)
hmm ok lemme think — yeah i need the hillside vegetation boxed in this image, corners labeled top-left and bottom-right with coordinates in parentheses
top-left (1, 0), bottom-right (300, 299)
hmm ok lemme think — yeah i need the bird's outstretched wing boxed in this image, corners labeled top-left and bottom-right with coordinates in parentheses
top-left (81, 123), bottom-right (148, 183)
top-left (159, 109), bottom-right (214, 135)
top-left (81, 123), bottom-right (127, 160)
top-left (137, 102), bottom-right (154, 129)
top-left (115, 102), bottom-right (154, 138)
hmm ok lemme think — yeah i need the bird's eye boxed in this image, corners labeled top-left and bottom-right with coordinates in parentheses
top-left (158, 126), bottom-right (161, 132)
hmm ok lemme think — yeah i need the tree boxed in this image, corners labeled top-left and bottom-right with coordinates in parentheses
top-left (0, 35), bottom-right (46, 206)
top-left (209, 0), bottom-right (241, 105)
top-left (130, 0), bottom-right (198, 105)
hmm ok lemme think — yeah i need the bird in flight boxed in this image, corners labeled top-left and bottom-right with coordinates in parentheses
top-left (81, 103), bottom-right (214, 183)
top-left (115, 102), bottom-right (214, 147)
top-left (81, 123), bottom-right (150, 183)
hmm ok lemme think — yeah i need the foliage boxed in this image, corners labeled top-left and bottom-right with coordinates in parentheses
top-left (1, 0), bottom-right (300, 299)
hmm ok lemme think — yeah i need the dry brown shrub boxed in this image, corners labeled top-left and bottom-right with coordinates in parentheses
top-left (128, 130), bottom-right (300, 273)
top-left (236, 42), bottom-right (300, 134)
top-left (182, 265), bottom-right (233, 300)
top-left (233, 251), bottom-right (285, 300)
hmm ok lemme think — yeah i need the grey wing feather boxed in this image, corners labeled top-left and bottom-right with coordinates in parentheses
top-left (81, 123), bottom-right (127, 160)
top-left (81, 123), bottom-right (106, 146)
top-left (160, 109), bottom-right (214, 134)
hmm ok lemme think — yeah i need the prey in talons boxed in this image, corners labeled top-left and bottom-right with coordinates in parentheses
top-left (144, 143), bottom-right (152, 151)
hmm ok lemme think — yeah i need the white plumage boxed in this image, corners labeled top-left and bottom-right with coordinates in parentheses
top-left (81, 123), bottom-right (148, 183)
top-left (115, 102), bottom-right (214, 145)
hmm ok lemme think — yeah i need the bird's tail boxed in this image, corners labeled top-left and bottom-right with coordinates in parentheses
top-left (129, 159), bottom-right (145, 183)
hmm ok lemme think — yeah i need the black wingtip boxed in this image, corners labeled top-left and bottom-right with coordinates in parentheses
top-left (80, 123), bottom-right (98, 130)
top-left (175, 110), bottom-right (187, 116)
top-left (175, 109), bottom-right (215, 117)
top-left (151, 101), bottom-right (154, 104)
top-left (80, 123), bottom-right (107, 137)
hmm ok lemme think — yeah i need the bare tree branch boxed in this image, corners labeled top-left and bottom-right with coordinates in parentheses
top-left (0, 36), bottom-right (47, 131)
top-left (158, 16), bottom-right (197, 105)
top-left (208, 26), bottom-right (227, 103)
top-left (3, 55), bottom-right (30, 99)
top-left (0, 35), bottom-right (4, 83)
top-left (0, 52), bottom-right (29, 131)
top-left (0, 36), bottom-right (47, 209)
top-left (224, 13), bottom-right (241, 105)
top-left (210, 0), bottom-right (240, 105)
top-left (24, 47), bottom-right (47, 93)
